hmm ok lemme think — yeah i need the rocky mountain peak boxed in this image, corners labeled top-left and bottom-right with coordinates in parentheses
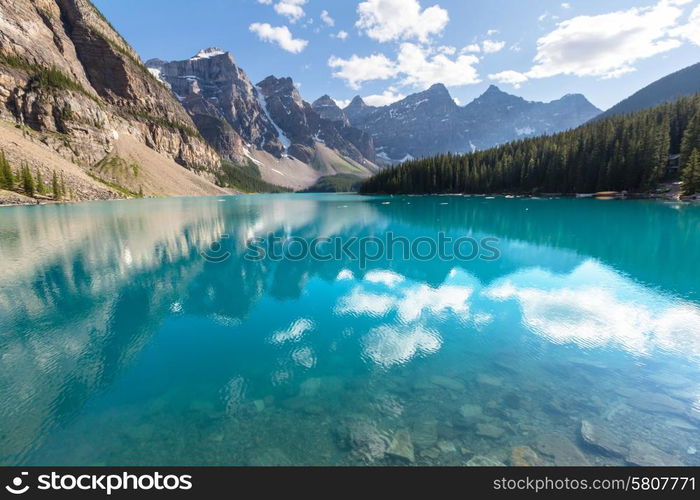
top-left (347, 96), bottom-right (368, 109)
top-left (191, 47), bottom-right (228, 60)
top-left (147, 52), bottom-right (285, 160)
top-left (556, 93), bottom-right (599, 109)
top-left (426, 83), bottom-right (451, 97)
top-left (312, 95), bottom-right (349, 125)
top-left (403, 83), bottom-right (456, 109)
top-left (477, 84), bottom-right (523, 102)
top-left (257, 76), bottom-right (298, 96)
top-left (257, 75), bottom-right (305, 112)
top-left (484, 84), bottom-right (505, 94)
top-left (313, 95), bottom-right (336, 106)
top-left (344, 96), bottom-right (378, 127)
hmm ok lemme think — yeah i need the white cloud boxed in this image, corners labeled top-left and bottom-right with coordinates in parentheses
top-left (365, 270), bottom-right (405, 287)
top-left (538, 11), bottom-right (559, 22)
top-left (487, 29), bottom-right (500, 36)
top-left (363, 325), bottom-right (442, 368)
top-left (328, 53), bottom-right (398, 89)
top-left (335, 287), bottom-right (396, 317)
top-left (396, 42), bottom-right (481, 88)
top-left (482, 39), bottom-right (506, 53)
top-left (489, 70), bottom-right (529, 88)
top-left (561, 2), bottom-right (571, 9)
top-left (437, 45), bottom-right (457, 55)
top-left (671, 4), bottom-right (700, 45)
top-left (334, 30), bottom-right (349, 40)
top-left (274, 0), bottom-right (307, 22)
top-left (397, 284), bottom-right (471, 322)
top-left (329, 42), bottom-right (481, 90)
top-left (334, 98), bottom-right (352, 109)
top-left (271, 318), bottom-right (314, 344)
top-left (249, 23), bottom-right (309, 53)
top-left (336, 269), bottom-right (354, 280)
top-left (363, 324), bottom-right (442, 368)
top-left (362, 90), bottom-right (407, 106)
top-left (462, 43), bottom-right (481, 53)
top-left (484, 261), bottom-right (700, 359)
top-left (499, 0), bottom-right (693, 84)
top-left (356, 0), bottom-right (450, 43)
top-left (320, 9), bottom-right (335, 27)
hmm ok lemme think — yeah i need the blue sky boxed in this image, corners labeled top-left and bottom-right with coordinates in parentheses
top-left (93, 0), bottom-right (700, 110)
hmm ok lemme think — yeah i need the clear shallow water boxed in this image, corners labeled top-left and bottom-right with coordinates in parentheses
top-left (0, 194), bottom-right (699, 466)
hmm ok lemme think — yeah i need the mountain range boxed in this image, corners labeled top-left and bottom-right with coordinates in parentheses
top-left (146, 50), bottom-right (378, 190)
top-left (0, 1), bottom-right (698, 201)
top-left (320, 84), bottom-right (601, 162)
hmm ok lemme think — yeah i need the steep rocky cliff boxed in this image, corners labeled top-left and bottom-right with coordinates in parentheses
top-left (311, 95), bottom-right (349, 126)
top-left (147, 48), bottom-right (285, 162)
top-left (257, 75), bottom-right (375, 165)
top-left (0, 0), bottom-right (223, 200)
top-left (148, 52), bottom-right (377, 184)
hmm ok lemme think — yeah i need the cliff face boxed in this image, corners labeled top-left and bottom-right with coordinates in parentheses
top-left (257, 75), bottom-right (375, 165)
top-left (148, 52), bottom-right (376, 170)
top-left (147, 49), bottom-right (285, 162)
top-left (0, 0), bottom-right (220, 176)
top-left (311, 95), bottom-right (349, 126)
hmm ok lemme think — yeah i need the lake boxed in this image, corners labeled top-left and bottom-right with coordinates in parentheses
top-left (0, 194), bottom-right (699, 466)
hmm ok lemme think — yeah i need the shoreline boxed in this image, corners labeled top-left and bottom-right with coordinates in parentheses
top-left (2, 190), bottom-right (699, 208)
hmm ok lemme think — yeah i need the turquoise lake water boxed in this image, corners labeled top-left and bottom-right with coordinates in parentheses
top-left (0, 194), bottom-right (699, 466)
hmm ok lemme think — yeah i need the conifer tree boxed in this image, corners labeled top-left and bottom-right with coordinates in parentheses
top-left (22, 164), bottom-right (35, 197)
top-left (36, 170), bottom-right (46, 195)
top-left (681, 112), bottom-right (700, 164)
top-left (360, 94), bottom-right (700, 196)
top-left (682, 148), bottom-right (700, 195)
top-left (60, 172), bottom-right (66, 200)
top-left (0, 150), bottom-right (12, 190)
top-left (52, 170), bottom-right (61, 200)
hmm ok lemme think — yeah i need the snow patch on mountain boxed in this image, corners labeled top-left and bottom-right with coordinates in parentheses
top-left (191, 48), bottom-right (226, 60)
top-left (256, 87), bottom-right (292, 150)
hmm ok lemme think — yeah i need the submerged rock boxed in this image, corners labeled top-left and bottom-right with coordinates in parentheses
top-left (456, 403), bottom-right (484, 427)
top-left (420, 448), bottom-right (441, 460)
top-left (476, 423), bottom-right (505, 439)
top-left (412, 419), bottom-right (439, 449)
top-left (628, 392), bottom-right (687, 416)
top-left (535, 434), bottom-right (590, 466)
top-left (466, 455), bottom-right (506, 466)
top-left (502, 392), bottom-right (522, 409)
top-left (437, 440), bottom-right (458, 455)
top-left (477, 374), bottom-right (503, 388)
top-left (335, 417), bottom-right (391, 463)
top-left (626, 441), bottom-right (681, 466)
top-left (511, 446), bottom-right (543, 466)
top-left (580, 420), bottom-right (627, 458)
top-left (387, 429), bottom-right (415, 463)
top-left (430, 375), bottom-right (466, 392)
top-left (299, 377), bottom-right (322, 397)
